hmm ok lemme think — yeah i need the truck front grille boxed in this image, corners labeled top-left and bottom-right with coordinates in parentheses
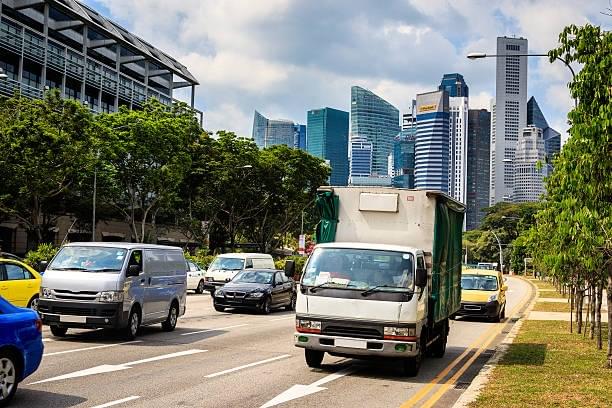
top-left (322, 325), bottom-right (382, 339)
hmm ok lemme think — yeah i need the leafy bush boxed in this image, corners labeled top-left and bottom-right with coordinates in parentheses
top-left (184, 248), bottom-right (215, 269)
top-left (275, 255), bottom-right (308, 280)
top-left (24, 243), bottom-right (60, 270)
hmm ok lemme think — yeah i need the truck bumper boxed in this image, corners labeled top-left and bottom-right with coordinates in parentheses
top-left (294, 332), bottom-right (418, 358)
top-left (38, 299), bottom-right (129, 329)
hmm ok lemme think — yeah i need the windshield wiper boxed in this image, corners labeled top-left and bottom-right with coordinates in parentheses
top-left (361, 285), bottom-right (410, 297)
top-left (54, 267), bottom-right (87, 271)
top-left (92, 268), bottom-right (122, 272)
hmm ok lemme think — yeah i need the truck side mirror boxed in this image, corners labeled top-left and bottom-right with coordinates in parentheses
top-left (415, 267), bottom-right (427, 288)
top-left (284, 260), bottom-right (296, 278)
top-left (38, 261), bottom-right (48, 273)
top-left (127, 264), bottom-right (141, 277)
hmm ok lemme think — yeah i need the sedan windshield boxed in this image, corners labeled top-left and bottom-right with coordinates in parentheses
top-left (232, 271), bottom-right (274, 284)
top-left (49, 247), bottom-right (127, 272)
top-left (301, 248), bottom-right (414, 291)
top-left (462, 275), bottom-right (498, 291)
top-left (209, 257), bottom-right (244, 271)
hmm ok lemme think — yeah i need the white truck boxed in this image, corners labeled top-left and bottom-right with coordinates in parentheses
top-left (293, 187), bottom-right (464, 376)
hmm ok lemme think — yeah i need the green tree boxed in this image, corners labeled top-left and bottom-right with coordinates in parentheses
top-left (0, 91), bottom-right (96, 247)
top-left (96, 100), bottom-right (200, 242)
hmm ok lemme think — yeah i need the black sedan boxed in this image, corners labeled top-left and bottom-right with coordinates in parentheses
top-left (213, 269), bottom-right (295, 314)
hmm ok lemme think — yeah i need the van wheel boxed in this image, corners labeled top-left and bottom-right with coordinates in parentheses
top-left (195, 280), bottom-right (205, 294)
top-left (50, 325), bottom-right (68, 337)
top-left (305, 349), bottom-right (324, 368)
top-left (124, 308), bottom-right (141, 340)
top-left (162, 302), bottom-right (179, 332)
top-left (501, 305), bottom-right (506, 320)
top-left (0, 351), bottom-right (19, 406)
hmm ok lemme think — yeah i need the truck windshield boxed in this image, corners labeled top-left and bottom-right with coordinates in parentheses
top-left (49, 247), bottom-right (127, 272)
top-left (302, 248), bottom-right (414, 291)
top-left (209, 257), bottom-right (244, 271)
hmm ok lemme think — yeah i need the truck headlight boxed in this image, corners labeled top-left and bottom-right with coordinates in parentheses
top-left (488, 294), bottom-right (498, 302)
top-left (296, 319), bottom-right (321, 333)
top-left (99, 291), bottom-right (124, 303)
top-left (40, 287), bottom-right (53, 299)
top-left (384, 327), bottom-right (416, 339)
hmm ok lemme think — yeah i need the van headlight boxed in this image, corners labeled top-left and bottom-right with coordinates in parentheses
top-left (488, 294), bottom-right (498, 302)
top-left (99, 291), bottom-right (124, 303)
top-left (40, 287), bottom-right (53, 299)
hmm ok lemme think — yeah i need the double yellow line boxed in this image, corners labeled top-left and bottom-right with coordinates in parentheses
top-left (400, 280), bottom-right (533, 408)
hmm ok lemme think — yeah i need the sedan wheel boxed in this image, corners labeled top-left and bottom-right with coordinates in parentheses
top-left (261, 297), bottom-right (271, 315)
top-left (0, 354), bottom-right (18, 404)
top-left (28, 296), bottom-right (39, 312)
top-left (286, 294), bottom-right (296, 311)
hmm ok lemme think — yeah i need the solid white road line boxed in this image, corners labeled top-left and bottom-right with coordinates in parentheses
top-left (44, 341), bottom-right (142, 356)
top-left (269, 316), bottom-right (295, 321)
top-left (30, 349), bottom-right (207, 385)
top-left (90, 396), bottom-right (141, 408)
top-left (205, 354), bottom-right (291, 378)
top-left (180, 324), bottom-right (249, 336)
top-left (260, 366), bottom-right (356, 408)
top-left (42, 338), bottom-right (55, 342)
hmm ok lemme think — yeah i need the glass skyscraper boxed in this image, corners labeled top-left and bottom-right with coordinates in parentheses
top-left (438, 73), bottom-right (469, 98)
top-left (251, 110), bottom-right (295, 148)
top-left (392, 130), bottom-right (416, 189)
top-left (350, 86), bottom-right (400, 179)
top-left (527, 96), bottom-right (560, 174)
top-left (307, 107), bottom-right (349, 186)
top-left (293, 124), bottom-right (307, 150)
top-left (466, 109), bottom-right (491, 230)
top-left (415, 90), bottom-right (450, 193)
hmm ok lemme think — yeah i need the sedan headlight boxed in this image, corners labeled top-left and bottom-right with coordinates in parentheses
top-left (214, 291), bottom-right (225, 298)
top-left (296, 319), bottom-right (321, 333)
top-left (99, 291), bottom-right (124, 303)
top-left (248, 291), bottom-right (265, 298)
top-left (488, 294), bottom-right (498, 302)
top-left (40, 287), bottom-right (53, 299)
top-left (384, 327), bottom-right (416, 339)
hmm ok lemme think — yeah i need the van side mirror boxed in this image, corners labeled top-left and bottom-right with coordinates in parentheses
top-left (127, 264), bottom-right (141, 277)
top-left (284, 260), bottom-right (296, 278)
top-left (501, 285), bottom-right (508, 291)
top-left (415, 267), bottom-right (427, 288)
top-left (38, 261), bottom-right (48, 273)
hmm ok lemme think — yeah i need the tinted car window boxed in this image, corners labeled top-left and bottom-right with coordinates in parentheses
top-left (233, 270), bottom-right (274, 284)
top-left (5, 264), bottom-right (30, 280)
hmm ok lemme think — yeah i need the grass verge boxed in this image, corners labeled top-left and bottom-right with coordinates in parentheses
top-left (539, 290), bottom-right (570, 299)
top-left (470, 320), bottom-right (611, 408)
top-left (532, 301), bottom-right (571, 312)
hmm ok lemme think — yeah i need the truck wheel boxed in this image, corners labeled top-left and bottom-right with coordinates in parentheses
top-left (161, 301), bottom-right (179, 332)
top-left (402, 336), bottom-right (424, 376)
top-left (305, 349), bottom-right (324, 368)
top-left (50, 325), bottom-right (68, 337)
top-left (430, 321), bottom-right (448, 358)
top-left (0, 351), bottom-right (19, 406)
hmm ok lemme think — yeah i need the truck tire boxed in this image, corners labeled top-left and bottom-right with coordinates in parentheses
top-left (429, 320), bottom-right (448, 358)
top-left (402, 335), bottom-right (424, 376)
top-left (305, 349), bottom-right (324, 368)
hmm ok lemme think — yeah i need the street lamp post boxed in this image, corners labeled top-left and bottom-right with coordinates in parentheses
top-left (92, 149), bottom-right (100, 241)
top-left (490, 230), bottom-right (504, 273)
top-left (466, 52), bottom-right (577, 107)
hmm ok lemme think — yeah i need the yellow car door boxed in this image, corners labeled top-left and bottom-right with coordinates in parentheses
top-left (498, 272), bottom-right (507, 306)
top-left (1, 261), bottom-right (41, 308)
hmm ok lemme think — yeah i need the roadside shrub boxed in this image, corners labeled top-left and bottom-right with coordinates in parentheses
top-left (184, 248), bottom-right (215, 269)
top-left (24, 243), bottom-right (60, 270)
top-left (275, 255), bottom-right (308, 280)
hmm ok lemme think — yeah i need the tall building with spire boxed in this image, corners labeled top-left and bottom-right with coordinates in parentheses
top-left (527, 96), bottom-right (561, 175)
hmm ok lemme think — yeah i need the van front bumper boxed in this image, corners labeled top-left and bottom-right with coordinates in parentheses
top-left (294, 332), bottom-right (418, 358)
top-left (38, 299), bottom-right (129, 329)
top-left (456, 300), bottom-right (500, 318)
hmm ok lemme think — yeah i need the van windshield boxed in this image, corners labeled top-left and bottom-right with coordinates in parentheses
top-left (301, 248), bottom-right (414, 292)
top-left (49, 247), bottom-right (127, 272)
top-left (462, 275), bottom-right (498, 291)
top-left (209, 257), bottom-right (244, 271)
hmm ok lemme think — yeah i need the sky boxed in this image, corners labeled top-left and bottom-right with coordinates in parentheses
top-left (85, 0), bottom-right (610, 143)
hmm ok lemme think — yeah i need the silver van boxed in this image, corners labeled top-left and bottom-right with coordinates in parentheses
top-left (38, 243), bottom-right (187, 339)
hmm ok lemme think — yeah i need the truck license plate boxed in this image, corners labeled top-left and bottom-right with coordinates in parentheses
top-left (60, 315), bottom-right (87, 323)
top-left (336, 338), bottom-right (367, 349)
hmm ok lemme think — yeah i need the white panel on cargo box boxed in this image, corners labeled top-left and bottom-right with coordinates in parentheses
top-left (359, 193), bottom-right (398, 212)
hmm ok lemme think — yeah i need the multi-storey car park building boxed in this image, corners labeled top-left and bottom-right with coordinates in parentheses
top-left (0, 0), bottom-right (201, 122)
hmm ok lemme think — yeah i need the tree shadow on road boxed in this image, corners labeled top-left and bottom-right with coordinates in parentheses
top-left (10, 389), bottom-right (86, 408)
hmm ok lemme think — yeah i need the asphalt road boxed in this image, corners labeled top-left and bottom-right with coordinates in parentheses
top-left (13, 276), bottom-right (533, 408)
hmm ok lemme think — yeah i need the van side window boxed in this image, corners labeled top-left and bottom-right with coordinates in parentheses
top-left (129, 250), bottom-right (143, 270)
top-left (245, 259), bottom-right (253, 269)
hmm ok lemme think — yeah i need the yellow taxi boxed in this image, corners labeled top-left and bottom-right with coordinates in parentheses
top-left (455, 268), bottom-right (507, 322)
top-left (0, 258), bottom-right (42, 311)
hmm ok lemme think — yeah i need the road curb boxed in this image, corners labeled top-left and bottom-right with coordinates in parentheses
top-left (452, 277), bottom-right (538, 408)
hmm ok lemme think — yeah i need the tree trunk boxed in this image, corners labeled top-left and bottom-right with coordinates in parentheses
top-left (569, 284), bottom-right (574, 333)
top-left (596, 284), bottom-right (603, 350)
top-left (589, 283), bottom-right (595, 340)
top-left (607, 272), bottom-right (612, 368)
top-left (576, 286), bottom-right (583, 334)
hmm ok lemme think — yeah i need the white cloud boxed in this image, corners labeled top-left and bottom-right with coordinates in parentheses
top-left (469, 91), bottom-right (494, 110)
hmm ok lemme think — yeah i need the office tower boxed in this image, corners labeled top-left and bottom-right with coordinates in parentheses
top-left (415, 90), bottom-right (450, 193)
top-left (466, 109), bottom-right (491, 230)
top-left (393, 100), bottom-right (417, 188)
top-left (307, 107), bottom-right (349, 186)
top-left (293, 124), bottom-right (307, 150)
top-left (350, 86), bottom-right (400, 181)
top-left (251, 111), bottom-right (295, 148)
top-left (527, 96), bottom-right (561, 174)
top-left (439, 73), bottom-right (469, 203)
top-left (490, 36), bottom-right (528, 204)
top-left (513, 126), bottom-right (546, 202)
top-left (0, 0), bottom-right (201, 122)
top-left (349, 137), bottom-right (374, 185)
